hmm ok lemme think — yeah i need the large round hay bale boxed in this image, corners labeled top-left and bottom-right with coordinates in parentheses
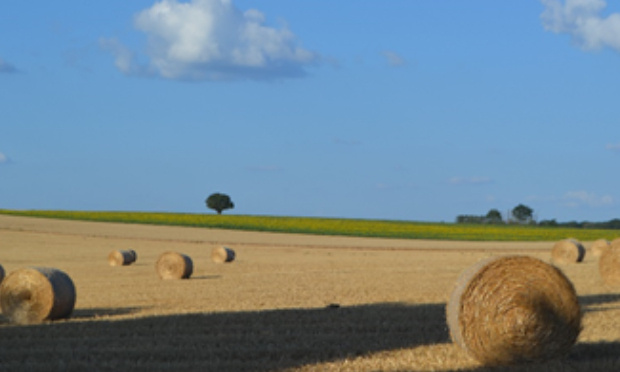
top-left (155, 252), bottom-right (193, 279)
top-left (108, 250), bottom-right (137, 266)
top-left (211, 246), bottom-right (236, 263)
top-left (0, 267), bottom-right (76, 325)
top-left (551, 239), bottom-right (585, 264)
top-left (590, 239), bottom-right (611, 258)
top-left (599, 244), bottom-right (620, 286)
top-left (446, 255), bottom-right (581, 366)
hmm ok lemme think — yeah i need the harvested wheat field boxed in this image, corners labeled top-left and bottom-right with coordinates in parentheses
top-left (1, 215), bottom-right (620, 371)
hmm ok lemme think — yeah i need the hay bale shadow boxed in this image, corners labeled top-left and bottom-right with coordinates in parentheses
top-left (191, 275), bottom-right (222, 280)
top-left (444, 342), bottom-right (620, 372)
top-left (72, 307), bottom-right (144, 319)
top-left (579, 293), bottom-right (620, 307)
top-left (446, 293), bottom-right (620, 371)
top-left (579, 293), bottom-right (620, 314)
top-left (0, 302), bottom-right (449, 371)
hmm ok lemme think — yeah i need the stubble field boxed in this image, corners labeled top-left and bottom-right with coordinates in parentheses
top-left (1, 215), bottom-right (620, 371)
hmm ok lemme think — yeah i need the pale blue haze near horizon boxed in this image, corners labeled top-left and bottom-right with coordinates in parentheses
top-left (1, 0), bottom-right (620, 223)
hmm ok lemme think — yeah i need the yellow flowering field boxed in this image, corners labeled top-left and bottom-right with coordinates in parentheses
top-left (0, 209), bottom-right (617, 241)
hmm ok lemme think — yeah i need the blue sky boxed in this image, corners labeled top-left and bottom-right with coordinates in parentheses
top-left (1, 0), bottom-right (620, 223)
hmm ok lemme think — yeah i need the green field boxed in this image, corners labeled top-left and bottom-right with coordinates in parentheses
top-left (1, 209), bottom-right (617, 242)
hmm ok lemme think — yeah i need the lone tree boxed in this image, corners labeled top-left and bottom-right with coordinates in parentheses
top-left (206, 193), bottom-right (234, 215)
top-left (512, 204), bottom-right (534, 224)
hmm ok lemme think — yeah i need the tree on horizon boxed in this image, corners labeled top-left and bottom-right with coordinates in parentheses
top-left (512, 204), bottom-right (534, 224)
top-left (206, 193), bottom-right (234, 215)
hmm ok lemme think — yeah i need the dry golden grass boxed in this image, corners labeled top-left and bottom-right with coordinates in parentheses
top-left (1, 215), bottom-right (620, 371)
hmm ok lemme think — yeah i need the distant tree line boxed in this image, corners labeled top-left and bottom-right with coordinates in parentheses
top-left (457, 204), bottom-right (534, 225)
top-left (456, 204), bottom-right (620, 229)
top-left (537, 218), bottom-right (620, 229)
top-left (456, 209), bottom-right (505, 225)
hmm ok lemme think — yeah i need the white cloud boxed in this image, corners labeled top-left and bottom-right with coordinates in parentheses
top-left (0, 152), bottom-right (8, 163)
top-left (449, 176), bottom-right (493, 185)
top-left (103, 0), bottom-right (318, 81)
top-left (527, 190), bottom-right (615, 207)
top-left (562, 190), bottom-right (614, 207)
top-left (99, 38), bottom-right (140, 75)
top-left (606, 142), bottom-right (620, 152)
top-left (381, 50), bottom-right (406, 67)
top-left (0, 58), bottom-right (17, 73)
top-left (541, 0), bottom-right (620, 51)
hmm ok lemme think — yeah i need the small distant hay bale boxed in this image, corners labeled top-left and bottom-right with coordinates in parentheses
top-left (108, 250), bottom-right (137, 266)
top-left (211, 246), bottom-right (235, 263)
top-left (155, 252), bottom-right (193, 279)
top-left (446, 255), bottom-right (581, 366)
top-left (0, 267), bottom-right (76, 325)
top-left (599, 244), bottom-right (620, 286)
top-left (551, 239), bottom-right (585, 264)
top-left (590, 239), bottom-right (611, 258)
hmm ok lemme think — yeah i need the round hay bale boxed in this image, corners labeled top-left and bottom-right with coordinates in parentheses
top-left (590, 239), bottom-right (611, 258)
top-left (0, 267), bottom-right (76, 325)
top-left (446, 255), bottom-right (581, 366)
top-left (155, 252), bottom-right (193, 279)
top-left (599, 244), bottom-right (620, 286)
top-left (107, 250), bottom-right (137, 266)
top-left (211, 246), bottom-right (235, 263)
top-left (551, 239), bottom-right (585, 264)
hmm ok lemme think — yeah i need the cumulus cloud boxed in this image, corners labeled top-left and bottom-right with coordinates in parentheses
top-left (381, 50), bottom-right (406, 67)
top-left (103, 0), bottom-right (318, 81)
top-left (562, 190), bottom-right (614, 207)
top-left (449, 176), bottom-right (493, 185)
top-left (0, 58), bottom-right (17, 73)
top-left (541, 0), bottom-right (620, 51)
